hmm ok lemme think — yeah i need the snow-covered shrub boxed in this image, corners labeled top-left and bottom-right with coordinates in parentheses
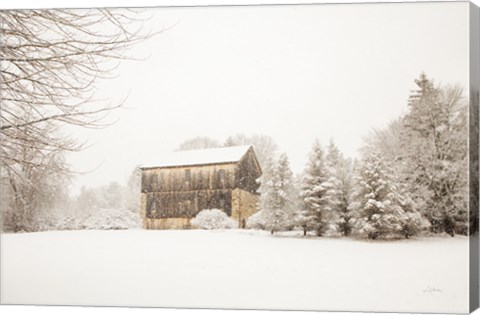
top-left (82, 208), bottom-right (141, 230)
top-left (191, 209), bottom-right (238, 230)
top-left (54, 215), bottom-right (84, 231)
top-left (400, 211), bottom-right (431, 239)
top-left (246, 210), bottom-right (268, 230)
top-left (35, 208), bottom-right (141, 231)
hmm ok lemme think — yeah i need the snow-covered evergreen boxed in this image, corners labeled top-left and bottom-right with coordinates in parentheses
top-left (299, 140), bottom-right (331, 236)
top-left (351, 154), bottom-right (413, 239)
top-left (323, 140), bottom-right (355, 236)
top-left (257, 154), bottom-right (296, 234)
top-left (333, 158), bottom-right (355, 236)
top-left (396, 183), bottom-right (431, 238)
top-left (323, 141), bottom-right (343, 218)
top-left (293, 208), bottom-right (317, 236)
top-left (274, 154), bottom-right (297, 229)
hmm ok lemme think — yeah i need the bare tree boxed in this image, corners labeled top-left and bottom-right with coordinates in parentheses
top-left (176, 137), bottom-right (222, 151)
top-left (224, 133), bottom-right (278, 169)
top-left (361, 118), bottom-right (405, 166)
top-left (0, 9), bottom-right (153, 231)
top-left (1, 9), bottom-right (151, 168)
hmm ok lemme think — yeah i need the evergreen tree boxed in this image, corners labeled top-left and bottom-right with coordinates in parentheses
top-left (351, 154), bottom-right (406, 239)
top-left (293, 207), bottom-right (317, 236)
top-left (257, 157), bottom-right (275, 207)
top-left (323, 140), bottom-right (347, 235)
top-left (257, 157), bottom-right (282, 234)
top-left (335, 158), bottom-right (355, 236)
top-left (396, 184), bottom-right (430, 238)
top-left (257, 154), bottom-right (296, 234)
top-left (292, 173), bottom-right (315, 236)
top-left (275, 154), bottom-right (297, 229)
top-left (325, 140), bottom-right (342, 169)
top-left (300, 140), bottom-right (330, 236)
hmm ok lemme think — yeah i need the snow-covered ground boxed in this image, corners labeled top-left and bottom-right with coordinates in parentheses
top-left (0, 230), bottom-right (469, 313)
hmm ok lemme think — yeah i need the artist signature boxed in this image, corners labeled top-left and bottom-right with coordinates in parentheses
top-left (422, 286), bottom-right (443, 294)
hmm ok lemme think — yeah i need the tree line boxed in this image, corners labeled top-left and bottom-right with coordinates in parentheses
top-left (251, 74), bottom-right (469, 239)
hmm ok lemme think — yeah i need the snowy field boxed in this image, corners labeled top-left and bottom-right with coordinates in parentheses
top-left (0, 230), bottom-right (469, 313)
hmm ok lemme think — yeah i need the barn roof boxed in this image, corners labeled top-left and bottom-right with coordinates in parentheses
top-left (141, 145), bottom-right (253, 169)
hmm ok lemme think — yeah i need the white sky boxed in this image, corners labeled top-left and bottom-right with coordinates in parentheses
top-left (65, 1), bottom-right (469, 193)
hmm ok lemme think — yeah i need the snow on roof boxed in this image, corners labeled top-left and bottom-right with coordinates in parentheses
top-left (141, 145), bottom-right (252, 169)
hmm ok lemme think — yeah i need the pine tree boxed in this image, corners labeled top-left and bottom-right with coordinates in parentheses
top-left (351, 154), bottom-right (406, 240)
top-left (396, 184), bottom-right (430, 238)
top-left (257, 157), bottom-right (276, 221)
top-left (325, 140), bottom-right (342, 169)
top-left (323, 140), bottom-right (349, 235)
top-left (292, 173), bottom-right (315, 236)
top-left (335, 158), bottom-right (355, 236)
top-left (293, 207), bottom-right (317, 236)
top-left (300, 140), bottom-right (330, 236)
top-left (257, 154), bottom-right (296, 234)
top-left (274, 154), bottom-right (296, 230)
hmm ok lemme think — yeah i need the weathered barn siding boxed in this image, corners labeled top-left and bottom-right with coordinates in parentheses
top-left (142, 163), bottom-right (237, 193)
top-left (144, 217), bottom-right (192, 229)
top-left (142, 163), bottom-right (237, 218)
top-left (140, 146), bottom-right (262, 230)
top-left (141, 194), bottom-right (193, 229)
top-left (144, 190), bottom-right (233, 218)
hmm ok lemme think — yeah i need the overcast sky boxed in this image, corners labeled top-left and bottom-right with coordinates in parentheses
top-left (65, 1), bottom-right (469, 194)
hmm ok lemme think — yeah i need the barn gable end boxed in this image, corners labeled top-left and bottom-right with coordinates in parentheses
top-left (235, 147), bottom-right (262, 194)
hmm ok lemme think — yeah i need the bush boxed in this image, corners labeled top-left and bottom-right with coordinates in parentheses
top-left (401, 212), bottom-right (431, 239)
top-left (191, 209), bottom-right (238, 230)
top-left (246, 210), bottom-right (268, 230)
top-left (54, 216), bottom-right (84, 231)
top-left (82, 208), bottom-right (141, 230)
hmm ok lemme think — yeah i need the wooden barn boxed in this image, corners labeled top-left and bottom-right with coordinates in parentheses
top-left (140, 145), bottom-right (262, 229)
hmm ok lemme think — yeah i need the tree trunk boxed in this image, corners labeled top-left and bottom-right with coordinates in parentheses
top-left (443, 214), bottom-right (455, 237)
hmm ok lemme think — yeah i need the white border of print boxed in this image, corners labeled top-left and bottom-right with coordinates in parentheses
top-left (0, 0), bottom-right (468, 10)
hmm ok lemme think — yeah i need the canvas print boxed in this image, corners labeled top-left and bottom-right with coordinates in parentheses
top-left (0, 1), bottom-right (479, 314)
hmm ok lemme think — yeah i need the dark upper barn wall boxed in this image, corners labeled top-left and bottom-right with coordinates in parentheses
top-left (235, 147), bottom-right (262, 194)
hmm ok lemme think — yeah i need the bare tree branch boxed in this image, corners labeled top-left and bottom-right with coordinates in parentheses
top-left (0, 8), bottom-right (157, 231)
